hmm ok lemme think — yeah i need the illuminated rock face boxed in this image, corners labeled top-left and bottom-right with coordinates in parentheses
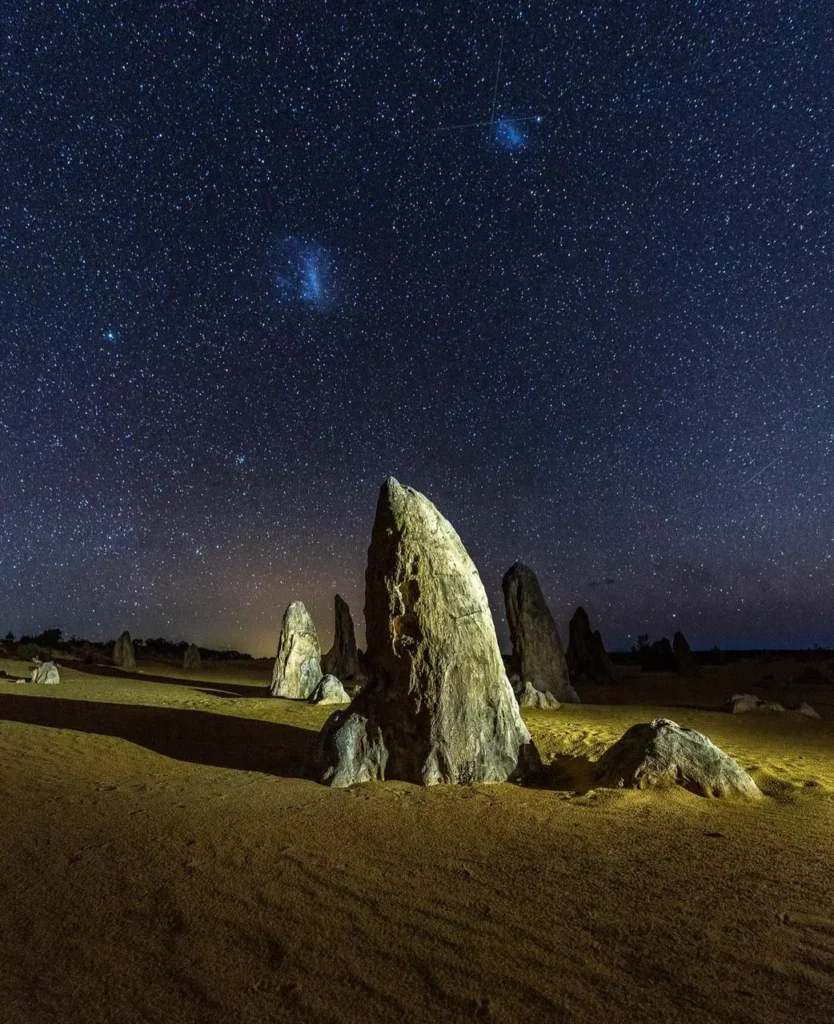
top-left (321, 595), bottom-right (359, 680)
top-left (183, 644), bottom-right (201, 671)
top-left (308, 674), bottom-right (350, 706)
top-left (269, 601), bottom-right (322, 699)
top-left (567, 607), bottom-right (615, 685)
top-left (30, 661), bottom-right (59, 685)
top-left (113, 631), bottom-right (135, 671)
top-left (316, 478), bottom-right (539, 787)
top-left (595, 718), bottom-right (761, 800)
top-left (502, 563), bottom-right (578, 703)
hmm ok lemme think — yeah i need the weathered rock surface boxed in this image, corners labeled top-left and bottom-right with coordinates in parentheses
top-left (673, 631), bottom-right (701, 676)
top-left (316, 478), bottom-right (539, 787)
top-left (113, 631), bottom-right (136, 671)
top-left (30, 661), bottom-right (60, 685)
top-left (183, 644), bottom-right (201, 671)
top-left (595, 717), bottom-right (761, 799)
top-left (728, 693), bottom-right (786, 714)
top-left (269, 601), bottom-right (322, 699)
top-left (502, 563), bottom-right (578, 703)
top-left (309, 674), bottom-right (351, 705)
top-left (516, 681), bottom-right (561, 709)
top-left (566, 607), bottom-right (615, 684)
top-left (639, 637), bottom-right (679, 673)
top-left (321, 594), bottom-right (359, 680)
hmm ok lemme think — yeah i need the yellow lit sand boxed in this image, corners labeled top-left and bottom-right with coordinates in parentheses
top-left (1, 657), bottom-right (832, 1023)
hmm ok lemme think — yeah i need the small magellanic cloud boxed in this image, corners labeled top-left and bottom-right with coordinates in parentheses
top-left (495, 119), bottom-right (526, 151)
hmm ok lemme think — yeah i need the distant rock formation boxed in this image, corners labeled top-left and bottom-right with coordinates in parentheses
top-left (113, 631), bottom-right (136, 671)
top-left (309, 674), bottom-right (350, 705)
top-left (639, 637), bottom-right (679, 673)
top-left (501, 562), bottom-right (578, 703)
top-left (596, 718), bottom-right (761, 799)
top-left (268, 601), bottom-right (322, 699)
top-left (673, 631), bottom-right (701, 677)
top-left (183, 644), bottom-right (201, 671)
top-left (516, 680), bottom-right (561, 709)
top-left (708, 645), bottom-right (726, 666)
top-left (566, 607), bottom-right (615, 684)
top-left (30, 661), bottom-right (59, 685)
top-left (315, 478), bottom-right (539, 787)
top-left (321, 594), bottom-right (359, 680)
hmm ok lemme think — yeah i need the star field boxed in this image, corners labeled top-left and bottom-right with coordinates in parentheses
top-left (1, 2), bottom-right (832, 655)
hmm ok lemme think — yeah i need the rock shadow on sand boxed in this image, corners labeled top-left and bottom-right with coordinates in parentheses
top-left (63, 661), bottom-right (263, 699)
top-left (0, 694), bottom-right (312, 778)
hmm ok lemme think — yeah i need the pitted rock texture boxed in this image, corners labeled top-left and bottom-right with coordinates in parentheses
top-left (269, 601), bottom-right (322, 699)
top-left (595, 718), bottom-right (761, 800)
top-left (316, 478), bottom-right (540, 787)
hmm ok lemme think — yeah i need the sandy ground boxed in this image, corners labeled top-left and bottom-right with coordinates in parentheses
top-left (0, 656), bottom-right (832, 1024)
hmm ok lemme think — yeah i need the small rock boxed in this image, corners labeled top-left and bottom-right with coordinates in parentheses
top-left (30, 661), bottom-right (60, 685)
top-left (797, 702), bottom-right (821, 720)
top-left (728, 693), bottom-right (786, 714)
top-left (595, 717), bottom-right (761, 800)
top-left (516, 681), bottom-right (561, 709)
top-left (308, 674), bottom-right (351, 705)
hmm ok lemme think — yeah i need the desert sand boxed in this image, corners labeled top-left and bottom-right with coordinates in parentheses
top-left (0, 655), bottom-right (832, 1024)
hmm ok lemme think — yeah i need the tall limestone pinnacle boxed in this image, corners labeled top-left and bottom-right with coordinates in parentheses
top-left (269, 601), bottom-right (322, 699)
top-left (321, 594), bottom-right (359, 680)
top-left (315, 477), bottom-right (539, 787)
top-left (502, 563), bottom-right (578, 703)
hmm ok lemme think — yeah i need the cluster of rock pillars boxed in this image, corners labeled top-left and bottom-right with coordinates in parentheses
top-left (32, 478), bottom-right (784, 800)
top-left (265, 478), bottom-right (761, 799)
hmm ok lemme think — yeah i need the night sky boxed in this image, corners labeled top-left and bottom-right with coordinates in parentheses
top-left (2, 2), bottom-right (832, 656)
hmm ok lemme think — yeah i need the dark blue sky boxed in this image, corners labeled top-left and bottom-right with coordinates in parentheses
top-left (1, 1), bottom-right (831, 654)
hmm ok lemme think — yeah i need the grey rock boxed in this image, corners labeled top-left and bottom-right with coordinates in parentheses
top-left (516, 681), bottom-right (561, 709)
top-left (797, 702), bottom-right (821, 720)
top-left (269, 601), bottom-right (322, 699)
top-left (728, 693), bottom-right (785, 714)
top-left (316, 711), bottom-right (388, 787)
top-left (113, 631), bottom-right (136, 671)
top-left (30, 661), bottom-right (60, 685)
top-left (502, 562), bottom-right (578, 703)
top-left (309, 674), bottom-right (351, 705)
top-left (316, 478), bottom-right (540, 787)
top-left (673, 631), bottom-right (702, 677)
top-left (183, 644), bottom-right (201, 671)
top-left (321, 594), bottom-right (359, 680)
top-left (595, 717), bottom-right (761, 800)
top-left (566, 607), bottom-right (615, 684)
